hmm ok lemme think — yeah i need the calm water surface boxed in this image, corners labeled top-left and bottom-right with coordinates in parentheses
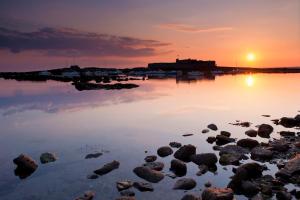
top-left (0, 74), bottom-right (299, 200)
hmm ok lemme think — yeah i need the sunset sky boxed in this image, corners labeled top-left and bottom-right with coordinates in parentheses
top-left (0, 0), bottom-right (299, 71)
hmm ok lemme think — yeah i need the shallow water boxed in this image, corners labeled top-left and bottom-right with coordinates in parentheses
top-left (0, 73), bottom-right (299, 200)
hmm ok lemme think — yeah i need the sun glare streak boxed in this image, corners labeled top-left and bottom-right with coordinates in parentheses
top-left (245, 75), bottom-right (254, 87)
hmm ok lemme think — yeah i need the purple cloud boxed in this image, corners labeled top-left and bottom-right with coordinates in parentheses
top-left (0, 27), bottom-right (170, 57)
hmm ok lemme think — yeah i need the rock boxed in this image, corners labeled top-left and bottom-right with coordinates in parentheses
top-left (133, 166), bottom-right (164, 183)
top-left (13, 154), bottom-right (38, 179)
top-left (144, 155), bottom-right (157, 163)
top-left (270, 140), bottom-right (290, 152)
top-left (257, 124), bottom-right (274, 138)
top-left (133, 182), bottom-right (154, 192)
top-left (191, 153), bottom-right (218, 166)
top-left (202, 187), bottom-right (234, 200)
top-left (85, 152), bottom-right (102, 159)
top-left (220, 131), bottom-right (231, 137)
top-left (262, 115), bottom-right (271, 117)
top-left (276, 191), bottom-right (292, 200)
top-left (40, 152), bottom-right (57, 164)
top-left (120, 190), bottom-right (135, 197)
top-left (202, 129), bottom-right (210, 134)
top-left (230, 121), bottom-right (251, 127)
top-left (183, 133), bottom-right (194, 137)
top-left (173, 178), bottom-right (197, 190)
top-left (115, 196), bottom-right (135, 200)
top-left (280, 117), bottom-right (299, 128)
top-left (219, 145), bottom-right (249, 158)
top-left (74, 82), bottom-right (139, 91)
top-left (295, 114), bottom-right (300, 122)
top-left (276, 154), bottom-right (300, 182)
top-left (174, 144), bottom-right (196, 162)
top-left (251, 147), bottom-right (273, 161)
top-left (237, 138), bottom-right (259, 149)
top-left (170, 159), bottom-right (187, 176)
top-left (207, 137), bottom-right (216, 144)
top-left (181, 194), bottom-right (201, 200)
top-left (75, 191), bottom-right (95, 200)
top-left (94, 160), bottom-right (120, 176)
top-left (87, 174), bottom-right (98, 179)
top-left (157, 146), bottom-right (173, 157)
top-left (208, 124), bottom-right (218, 131)
top-left (170, 142), bottom-right (182, 148)
top-left (216, 135), bottom-right (235, 146)
top-left (205, 181), bottom-right (212, 187)
top-left (245, 129), bottom-right (258, 137)
top-left (279, 131), bottom-right (295, 137)
top-left (241, 181), bottom-right (259, 197)
top-left (197, 165), bottom-right (208, 176)
top-left (116, 181), bottom-right (133, 191)
top-left (219, 154), bottom-right (241, 166)
top-left (143, 162), bottom-right (164, 171)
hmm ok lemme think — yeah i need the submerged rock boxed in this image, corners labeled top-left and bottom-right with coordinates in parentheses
top-left (245, 129), bottom-right (258, 137)
top-left (169, 142), bottom-right (182, 148)
top-left (191, 153), bottom-right (218, 166)
top-left (94, 160), bottom-right (120, 176)
top-left (202, 187), bottom-right (234, 200)
top-left (116, 181), bottom-right (133, 191)
top-left (40, 152), bottom-right (57, 164)
top-left (174, 144), bottom-right (196, 162)
top-left (133, 166), bottom-right (164, 183)
top-left (157, 146), bottom-right (173, 157)
top-left (257, 124), bottom-right (274, 138)
top-left (13, 154), bottom-right (38, 179)
top-left (133, 182), bottom-right (154, 192)
top-left (207, 137), bottom-right (216, 144)
top-left (75, 191), bottom-right (95, 200)
top-left (170, 159), bottom-right (187, 177)
top-left (279, 131), bottom-right (296, 137)
top-left (173, 178), bottom-right (197, 190)
top-left (208, 124), bottom-right (218, 131)
top-left (251, 147), bottom-right (273, 161)
top-left (144, 155), bottom-right (157, 163)
top-left (202, 129), bottom-right (210, 134)
top-left (220, 131), bottom-right (231, 137)
top-left (143, 162), bottom-right (164, 171)
top-left (85, 152), bottom-right (102, 159)
top-left (237, 138), bottom-right (259, 149)
top-left (219, 145), bottom-right (249, 165)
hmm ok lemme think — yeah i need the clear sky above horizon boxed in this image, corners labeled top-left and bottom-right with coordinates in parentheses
top-left (0, 0), bottom-right (299, 71)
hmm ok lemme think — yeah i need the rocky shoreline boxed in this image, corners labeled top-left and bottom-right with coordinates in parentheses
top-left (12, 113), bottom-right (300, 199)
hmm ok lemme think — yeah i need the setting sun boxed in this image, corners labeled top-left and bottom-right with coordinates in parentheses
top-left (246, 53), bottom-right (256, 62)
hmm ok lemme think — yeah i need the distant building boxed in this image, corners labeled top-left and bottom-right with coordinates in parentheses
top-left (148, 59), bottom-right (217, 71)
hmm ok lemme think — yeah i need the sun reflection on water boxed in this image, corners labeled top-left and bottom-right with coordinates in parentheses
top-left (245, 75), bottom-right (254, 87)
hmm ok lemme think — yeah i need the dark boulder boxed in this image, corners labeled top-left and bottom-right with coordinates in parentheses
top-left (208, 124), bottom-right (218, 131)
top-left (13, 154), bottom-right (38, 179)
top-left (173, 178), bottom-right (197, 190)
top-left (237, 138), bottom-right (259, 149)
top-left (157, 146), bottom-right (173, 157)
top-left (116, 181), bottom-right (133, 191)
top-left (245, 129), bottom-right (258, 137)
top-left (207, 137), bottom-right (216, 144)
top-left (174, 144), bottom-right (196, 162)
top-left (220, 131), bottom-right (231, 137)
top-left (276, 154), bottom-right (300, 182)
top-left (143, 162), bottom-right (164, 171)
top-left (144, 155), bottom-right (157, 163)
top-left (202, 187), bottom-right (234, 200)
top-left (216, 135), bottom-right (235, 146)
top-left (133, 166), bottom-right (164, 183)
top-left (279, 117), bottom-right (299, 128)
top-left (257, 124), bottom-right (273, 138)
top-left (170, 159), bottom-right (187, 177)
top-left (94, 160), bottom-right (120, 176)
top-left (181, 194), bottom-right (201, 200)
top-left (191, 153), bottom-right (218, 166)
top-left (133, 182), bottom-right (154, 192)
top-left (251, 147), bottom-right (273, 161)
top-left (169, 142), bottom-right (182, 148)
top-left (85, 152), bottom-right (102, 159)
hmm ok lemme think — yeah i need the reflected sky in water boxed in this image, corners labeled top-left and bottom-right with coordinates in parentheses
top-left (0, 74), bottom-right (299, 200)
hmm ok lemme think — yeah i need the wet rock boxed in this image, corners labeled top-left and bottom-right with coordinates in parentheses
top-left (245, 129), bottom-right (258, 137)
top-left (133, 166), bottom-right (164, 183)
top-left (120, 190), bottom-right (135, 197)
top-left (181, 194), bottom-right (201, 200)
top-left (85, 152), bottom-right (102, 159)
top-left (157, 146), bottom-right (173, 157)
top-left (270, 140), bottom-right (290, 152)
top-left (241, 181), bottom-right (259, 197)
top-left (219, 145), bottom-right (249, 158)
top-left (237, 138), bottom-right (259, 149)
top-left (202, 187), bottom-right (234, 200)
top-left (279, 131), bottom-right (295, 137)
top-left (173, 178), bottom-right (197, 190)
top-left (174, 144), bottom-right (196, 162)
top-left (115, 196), bottom-right (135, 200)
top-left (197, 165), bottom-right (208, 176)
top-left (133, 182), bottom-right (154, 192)
top-left (75, 191), bottom-right (95, 200)
top-left (276, 154), bottom-right (300, 182)
top-left (202, 129), bottom-right (210, 134)
top-left (170, 159), bottom-right (187, 176)
top-left (208, 124), bottom-right (218, 131)
top-left (216, 135), bottom-right (235, 146)
top-left (276, 191), bottom-right (292, 200)
top-left (13, 154), bottom-right (38, 179)
top-left (262, 115), bottom-right (271, 117)
top-left (94, 160), bottom-right (120, 176)
top-left (219, 154), bottom-right (241, 166)
top-left (183, 133), bottom-right (194, 137)
top-left (169, 142), bottom-right (182, 148)
top-left (40, 152), bottom-right (57, 164)
top-left (207, 137), bottom-right (216, 144)
top-left (143, 162), bottom-right (164, 171)
top-left (220, 131), bottom-right (231, 137)
top-left (251, 147), bottom-right (273, 161)
top-left (205, 181), bottom-right (212, 187)
top-left (279, 117), bottom-right (299, 128)
top-left (144, 155), bottom-right (157, 163)
top-left (257, 124), bottom-right (274, 138)
top-left (87, 174), bottom-right (98, 179)
top-left (116, 181), bottom-right (133, 191)
top-left (230, 121), bottom-right (251, 127)
top-left (191, 153), bottom-right (218, 166)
